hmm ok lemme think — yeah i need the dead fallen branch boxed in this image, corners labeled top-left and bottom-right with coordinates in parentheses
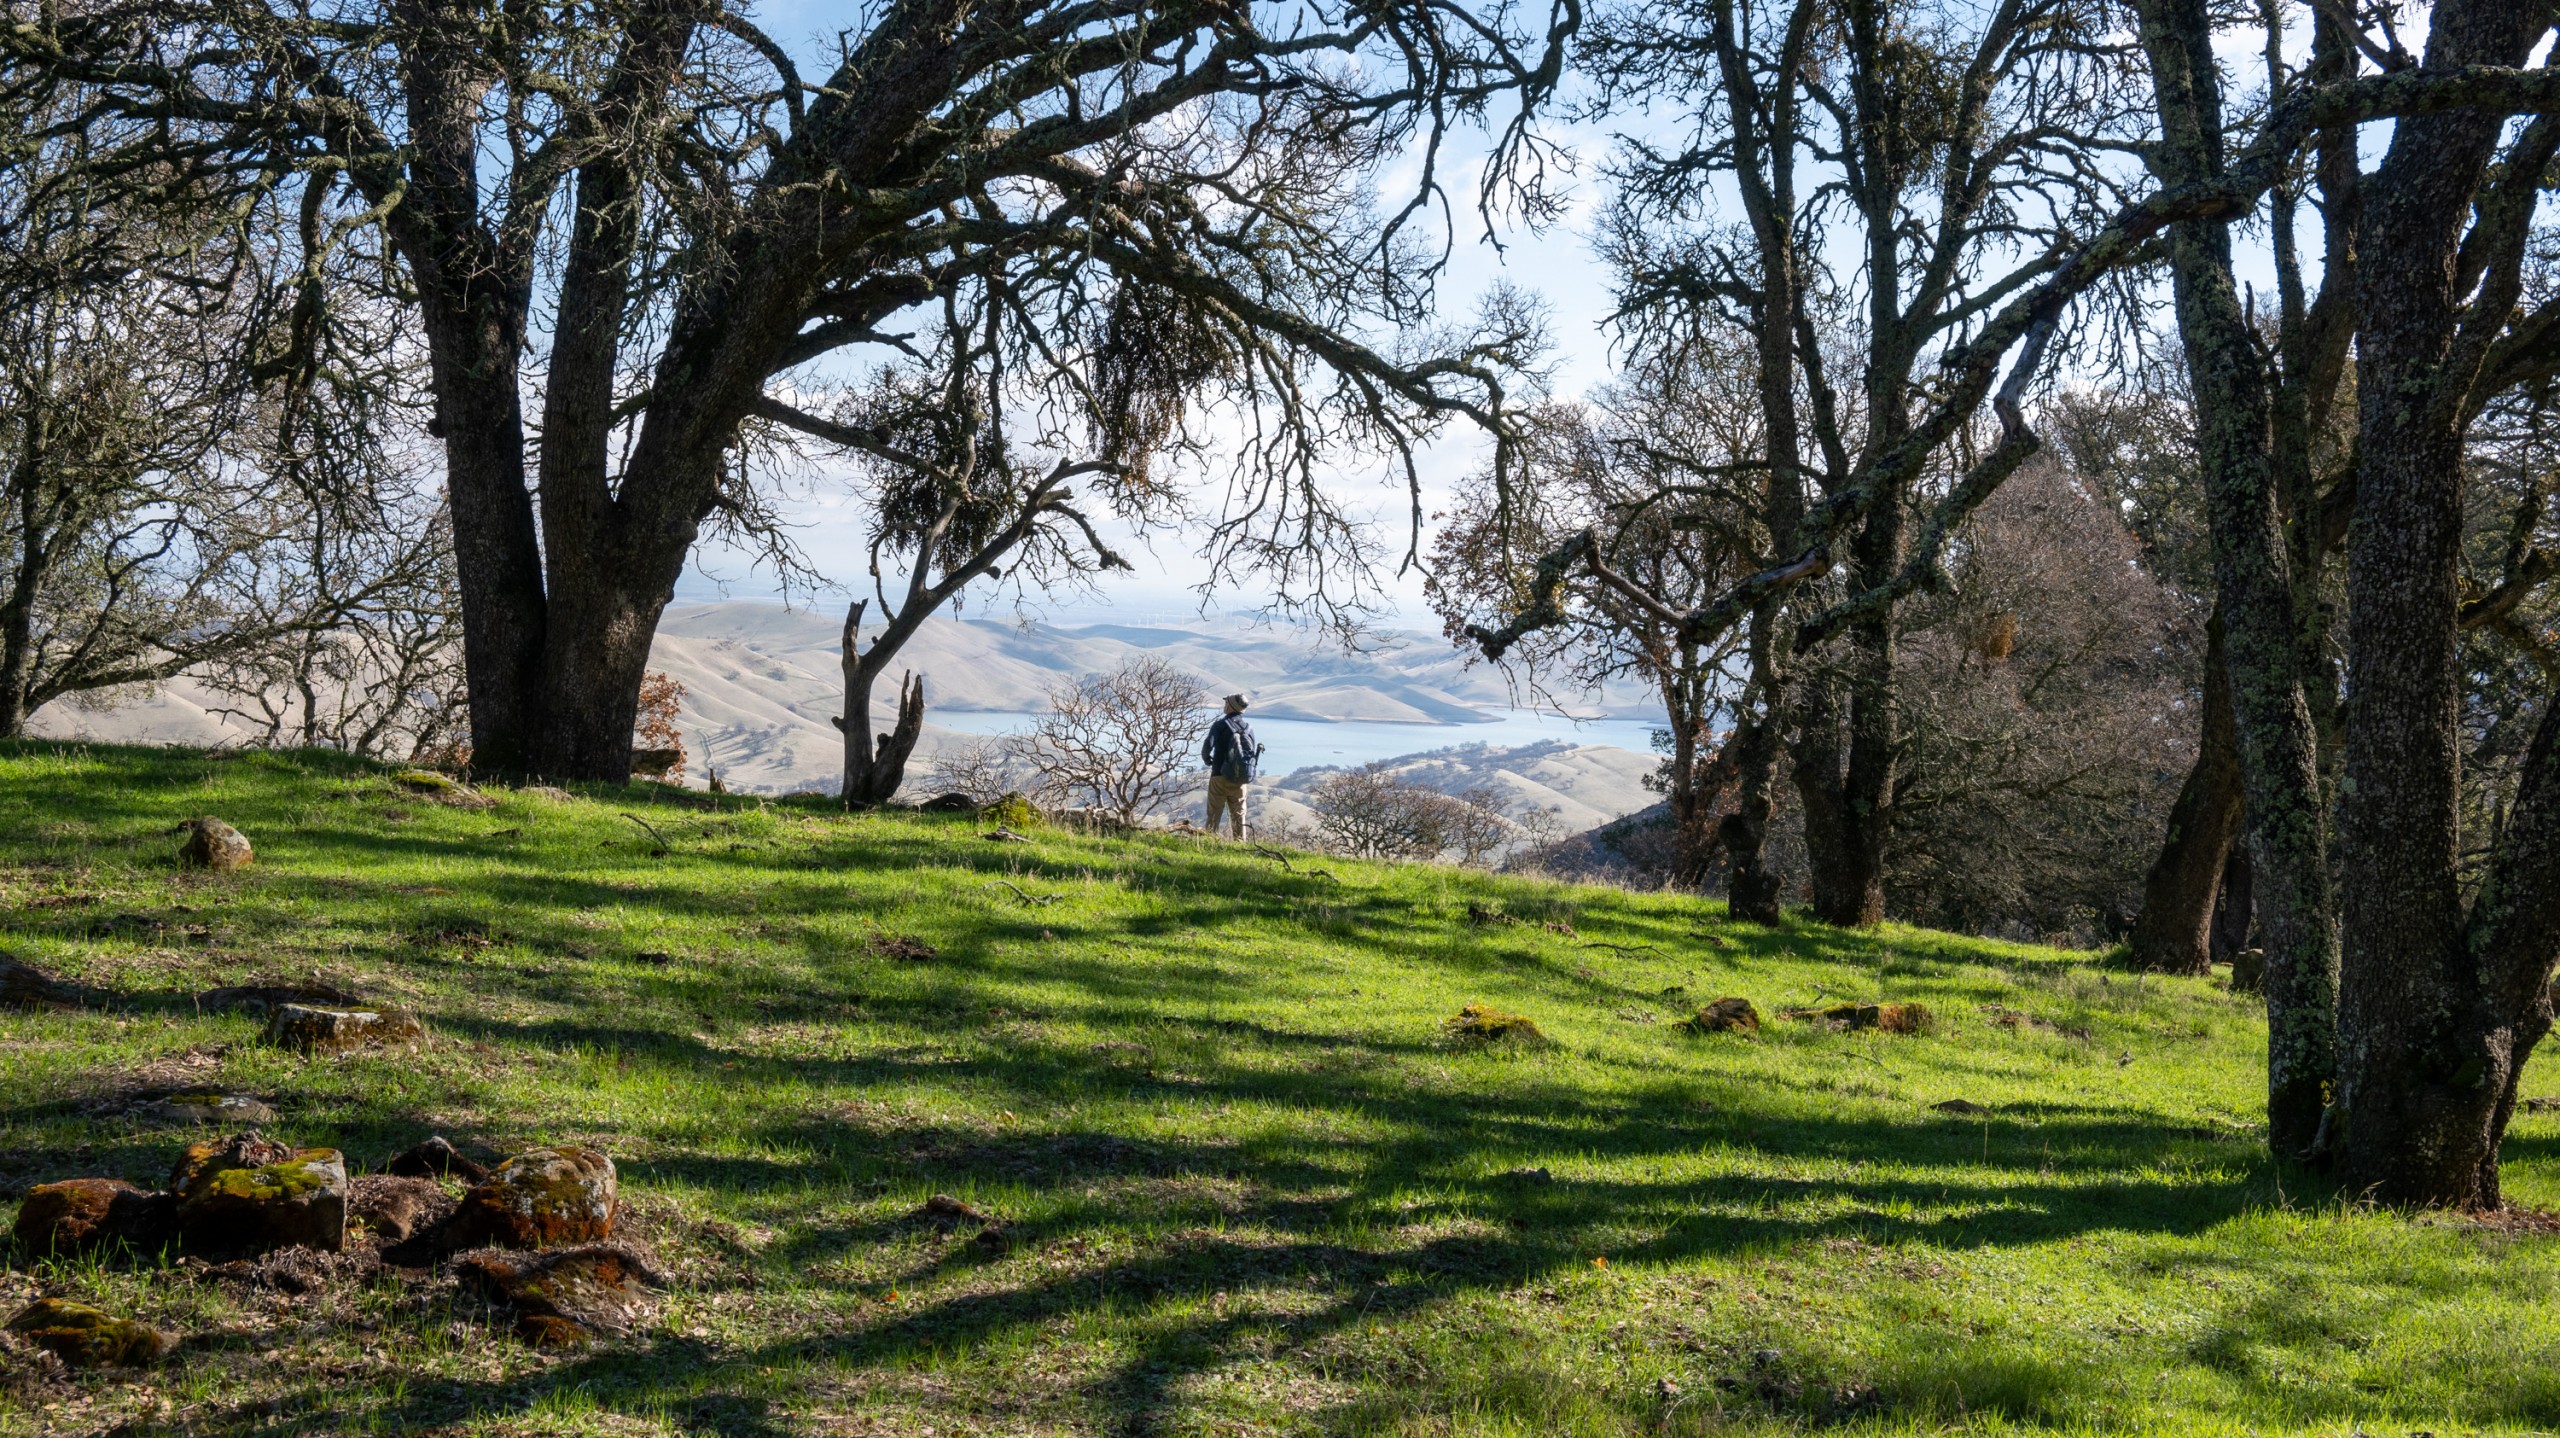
top-left (1581, 941), bottom-right (1664, 957)
top-left (618, 813), bottom-right (671, 855)
top-left (983, 880), bottom-right (1062, 907)
top-left (1251, 845), bottom-right (1341, 881)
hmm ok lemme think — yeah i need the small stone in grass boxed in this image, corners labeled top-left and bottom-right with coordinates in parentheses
top-left (5, 1300), bottom-right (170, 1369)
top-left (173, 817), bottom-right (253, 870)
top-left (915, 1193), bottom-right (993, 1226)
top-left (1931, 1098), bottom-right (1989, 1116)
top-left (1680, 998), bottom-right (1761, 1034)
top-left (384, 1135), bottom-right (488, 1184)
top-left (262, 1003), bottom-right (425, 1054)
top-left (137, 1093), bottom-right (279, 1126)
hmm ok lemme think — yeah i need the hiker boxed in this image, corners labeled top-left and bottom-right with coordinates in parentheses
top-left (1201, 694), bottom-right (1263, 839)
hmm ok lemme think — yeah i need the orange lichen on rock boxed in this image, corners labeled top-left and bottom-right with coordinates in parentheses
top-left (444, 1146), bottom-right (620, 1249)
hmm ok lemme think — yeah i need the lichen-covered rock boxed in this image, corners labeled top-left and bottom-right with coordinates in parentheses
top-left (197, 982), bottom-right (362, 1015)
top-left (348, 1174), bottom-right (455, 1244)
top-left (385, 1135), bottom-right (488, 1184)
top-left (444, 1147), bottom-right (618, 1249)
top-left (5, 1299), bottom-right (171, 1368)
top-left (1681, 998), bottom-right (1762, 1034)
top-left (137, 1093), bottom-right (280, 1126)
top-left (263, 1003), bottom-right (424, 1054)
top-left (1444, 1003), bottom-right (1548, 1045)
top-left (11, 1178), bottom-right (175, 1257)
top-left (173, 817), bottom-right (253, 870)
top-left (454, 1243), bottom-right (666, 1347)
top-left (170, 1133), bottom-right (347, 1254)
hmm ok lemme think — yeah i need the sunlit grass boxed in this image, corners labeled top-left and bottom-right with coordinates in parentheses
top-left (5, 738), bottom-right (2560, 1434)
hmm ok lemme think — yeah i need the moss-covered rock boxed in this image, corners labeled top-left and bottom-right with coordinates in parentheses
top-left (445, 1146), bottom-right (619, 1249)
top-left (1444, 1003), bottom-right (1549, 1046)
top-left (11, 1178), bottom-right (175, 1257)
top-left (5, 1299), bottom-right (170, 1368)
top-left (1680, 997), bottom-right (1762, 1034)
top-left (263, 1003), bottom-right (425, 1054)
top-left (170, 1132), bottom-right (347, 1254)
top-left (981, 792), bottom-right (1043, 830)
top-left (1799, 1001), bottom-right (1934, 1035)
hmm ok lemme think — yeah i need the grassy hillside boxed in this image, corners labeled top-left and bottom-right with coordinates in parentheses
top-left (4, 740), bottom-right (2560, 1436)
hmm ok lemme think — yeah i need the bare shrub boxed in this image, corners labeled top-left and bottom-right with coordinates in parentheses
top-left (1312, 764), bottom-right (1463, 859)
top-left (924, 736), bottom-right (1032, 806)
top-left (1014, 657), bottom-right (1206, 825)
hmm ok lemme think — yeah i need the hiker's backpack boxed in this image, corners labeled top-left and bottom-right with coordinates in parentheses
top-left (1218, 717), bottom-right (1263, 783)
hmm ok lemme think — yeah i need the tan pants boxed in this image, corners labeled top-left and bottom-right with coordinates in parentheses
top-left (1205, 776), bottom-right (1248, 839)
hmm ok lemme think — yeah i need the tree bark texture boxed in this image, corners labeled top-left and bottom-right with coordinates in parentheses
top-left (2133, 0), bottom-right (2338, 1156)
top-left (2127, 611), bottom-right (2244, 975)
top-left (835, 598), bottom-right (929, 806)
top-left (2211, 841), bottom-right (2253, 967)
top-left (2332, 2), bottom-right (2559, 1207)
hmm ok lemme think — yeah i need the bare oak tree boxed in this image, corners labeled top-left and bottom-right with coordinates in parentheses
top-left (13, 0), bottom-right (1565, 780)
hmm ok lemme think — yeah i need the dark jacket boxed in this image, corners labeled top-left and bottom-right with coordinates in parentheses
top-left (1202, 715), bottom-right (1259, 783)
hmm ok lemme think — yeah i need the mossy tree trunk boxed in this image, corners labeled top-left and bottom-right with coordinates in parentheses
top-left (2131, 0), bottom-right (2338, 1156)
top-left (2331, 3), bottom-right (2560, 1208)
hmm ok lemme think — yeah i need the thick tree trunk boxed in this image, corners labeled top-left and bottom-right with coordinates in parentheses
top-left (2331, 4), bottom-right (2554, 1205)
top-left (2127, 611), bottom-right (2243, 974)
top-left (2133, 0), bottom-right (2337, 1157)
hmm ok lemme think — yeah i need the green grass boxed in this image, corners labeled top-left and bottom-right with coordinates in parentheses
top-left (6, 739), bottom-right (2560, 1435)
